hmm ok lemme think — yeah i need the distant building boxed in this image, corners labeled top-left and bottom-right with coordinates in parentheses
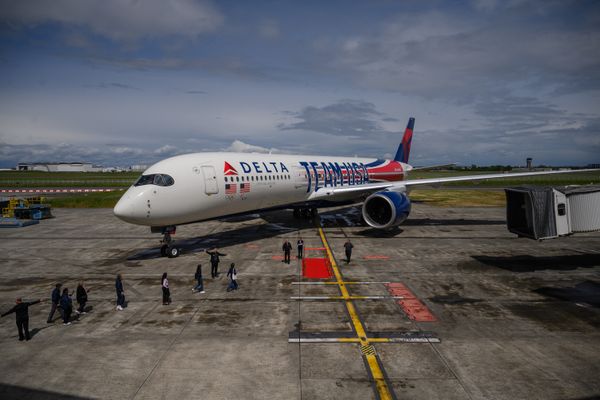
top-left (17, 162), bottom-right (102, 172)
top-left (130, 164), bottom-right (148, 171)
top-left (526, 157), bottom-right (532, 170)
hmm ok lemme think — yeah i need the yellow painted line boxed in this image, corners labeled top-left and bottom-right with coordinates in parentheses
top-left (337, 338), bottom-right (392, 343)
top-left (318, 227), bottom-right (394, 400)
top-left (292, 281), bottom-right (391, 285)
top-left (290, 296), bottom-right (402, 300)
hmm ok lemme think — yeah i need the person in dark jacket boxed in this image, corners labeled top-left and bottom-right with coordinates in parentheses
top-left (1, 297), bottom-right (41, 341)
top-left (161, 272), bottom-right (171, 305)
top-left (59, 288), bottom-right (73, 325)
top-left (206, 248), bottom-right (226, 278)
top-left (344, 240), bottom-right (354, 263)
top-left (75, 282), bottom-right (89, 315)
top-left (115, 274), bottom-right (125, 311)
top-left (297, 238), bottom-right (304, 259)
top-left (226, 263), bottom-right (238, 292)
top-left (282, 240), bottom-right (292, 264)
top-left (47, 283), bottom-right (63, 323)
top-left (193, 264), bottom-right (205, 293)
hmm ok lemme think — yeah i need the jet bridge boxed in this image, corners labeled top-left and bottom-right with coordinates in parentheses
top-left (505, 185), bottom-right (600, 240)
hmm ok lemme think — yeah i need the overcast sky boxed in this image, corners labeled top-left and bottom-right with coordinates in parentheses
top-left (1, 0), bottom-right (599, 168)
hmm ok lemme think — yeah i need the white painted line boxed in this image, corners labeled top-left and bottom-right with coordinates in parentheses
top-left (288, 338), bottom-right (344, 343)
top-left (388, 338), bottom-right (441, 343)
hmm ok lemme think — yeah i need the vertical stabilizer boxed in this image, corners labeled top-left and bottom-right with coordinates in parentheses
top-left (394, 117), bottom-right (415, 163)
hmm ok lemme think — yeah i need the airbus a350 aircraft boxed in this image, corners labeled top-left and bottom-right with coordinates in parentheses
top-left (114, 118), bottom-right (594, 257)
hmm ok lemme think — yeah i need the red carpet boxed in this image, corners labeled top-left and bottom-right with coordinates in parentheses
top-left (302, 258), bottom-right (333, 279)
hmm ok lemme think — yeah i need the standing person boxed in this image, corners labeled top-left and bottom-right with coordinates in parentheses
top-left (344, 240), bottom-right (354, 264)
top-left (226, 263), bottom-right (238, 292)
top-left (60, 288), bottom-right (73, 326)
top-left (47, 283), bottom-right (62, 323)
top-left (206, 248), bottom-right (226, 278)
top-left (1, 297), bottom-right (41, 341)
top-left (115, 274), bottom-right (125, 311)
top-left (282, 240), bottom-right (292, 264)
top-left (193, 264), bottom-right (205, 293)
top-left (297, 238), bottom-right (304, 259)
top-left (75, 282), bottom-right (88, 315)
top-left (161, 272), bottom-right (171, 305)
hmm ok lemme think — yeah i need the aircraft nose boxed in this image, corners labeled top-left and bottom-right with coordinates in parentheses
top-left (113, 193), bottom-right (134, 222)
top-left (113, 190), bottom-right (147, 223)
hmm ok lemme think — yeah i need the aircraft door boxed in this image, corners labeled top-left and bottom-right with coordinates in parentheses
top-left (201, 165), bottom-right (219, 195)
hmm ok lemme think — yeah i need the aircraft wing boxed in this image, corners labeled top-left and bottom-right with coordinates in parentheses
top-left (410, 163), bottom-right (456, 171)
top-left (308, 168), bottom-right (598, 201)
top-left (400, 168), bottom-right (598, 187)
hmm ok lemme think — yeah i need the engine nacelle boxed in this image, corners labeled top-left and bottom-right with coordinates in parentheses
top-left (362, 191), bottom-right (411, 229)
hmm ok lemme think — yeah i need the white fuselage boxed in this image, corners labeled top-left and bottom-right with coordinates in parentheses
top-left (113, 152), bottom-right (410, 227)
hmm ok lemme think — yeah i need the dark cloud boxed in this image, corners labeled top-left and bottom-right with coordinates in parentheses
top-left (278, 99), bottom-right (394, 137)
top-left (321, 7), bottom-right (600, 99)
top-left (0, 0), bottom-right (223, 42)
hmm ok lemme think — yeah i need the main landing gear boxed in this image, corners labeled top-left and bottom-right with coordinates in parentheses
top-left (293, 207), bottom-right (317, 219)
top-left (153, 226), bottom-right (180, 258)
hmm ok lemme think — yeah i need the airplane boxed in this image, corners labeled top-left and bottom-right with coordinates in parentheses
top-left (113, 118), bottom-right (597, 257)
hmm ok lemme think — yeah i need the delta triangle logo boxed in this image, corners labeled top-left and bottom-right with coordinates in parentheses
top-left (224, 161), bottom-right (238, 176)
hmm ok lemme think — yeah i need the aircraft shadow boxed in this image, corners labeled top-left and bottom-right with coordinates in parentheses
top-left (127, 211), bottom-right (301, 261)
top-left (126, 206), bottom-right (507, 260)
top-left (403, 218), bottom-right (505, 226)
top-left (472, 254), bottom-right (600, 272)
top-left (355, 227), bottom-right (405, 238)
top-left (534, 280), bottom-right (600, 308)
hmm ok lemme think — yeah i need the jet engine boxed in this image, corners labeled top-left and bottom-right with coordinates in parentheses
top-left (362, 191), bottom-right (411, 229)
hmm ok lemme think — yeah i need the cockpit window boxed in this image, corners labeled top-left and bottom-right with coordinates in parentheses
top-left (134, 174), bottom-right (175, 187)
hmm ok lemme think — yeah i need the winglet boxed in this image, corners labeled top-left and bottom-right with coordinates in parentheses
top-left (394, 117), bottom-right (414, 163)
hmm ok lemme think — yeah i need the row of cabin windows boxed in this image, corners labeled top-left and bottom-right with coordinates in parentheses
top-left (224, 174), bottom-right (291, 183)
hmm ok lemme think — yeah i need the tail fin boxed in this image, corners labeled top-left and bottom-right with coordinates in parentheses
top-left (394, 117), bottom-right (415, 163)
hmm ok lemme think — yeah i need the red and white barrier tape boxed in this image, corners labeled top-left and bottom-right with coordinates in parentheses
top-left (0, 188), bottom-right (125, 194)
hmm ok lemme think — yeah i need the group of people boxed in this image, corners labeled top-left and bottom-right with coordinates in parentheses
top-left (0, 281), bottom-right (90, 341)
top-left (160, 247), bottom-right (239, 305)
top-left (2, 240), bottom-right (357, 341)
top-left (47, 282), bottom-right (90, 325)
top-left (282, 238), bottom-right (304, 264)
top-left (203, 247), bottom-right (238, 292)
top-left (282, 238), bottom-right (354, 263)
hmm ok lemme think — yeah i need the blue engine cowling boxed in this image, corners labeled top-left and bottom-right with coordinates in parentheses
top-left (362, 191), bottom-right (411, 229)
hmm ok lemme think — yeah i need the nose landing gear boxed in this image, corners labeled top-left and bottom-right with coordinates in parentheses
top-left (153, 226), bottom-right (181, 258)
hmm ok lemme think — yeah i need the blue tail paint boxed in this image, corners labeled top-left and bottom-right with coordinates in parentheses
top-left (394, 117), bottom-right (415, 163)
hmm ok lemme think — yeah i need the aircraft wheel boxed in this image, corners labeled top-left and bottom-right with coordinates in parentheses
top-left (293, 209), bottom-right (301, 218)
top-left (160, 244), bottom-right (169, 257)
top-left (167, 246), bottom-right (180, 258)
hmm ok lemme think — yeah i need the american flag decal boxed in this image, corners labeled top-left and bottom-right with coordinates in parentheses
top-left (240, 183), bottom-right (250, 193)
top-left (225, 183), bottom-right (237, 194)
